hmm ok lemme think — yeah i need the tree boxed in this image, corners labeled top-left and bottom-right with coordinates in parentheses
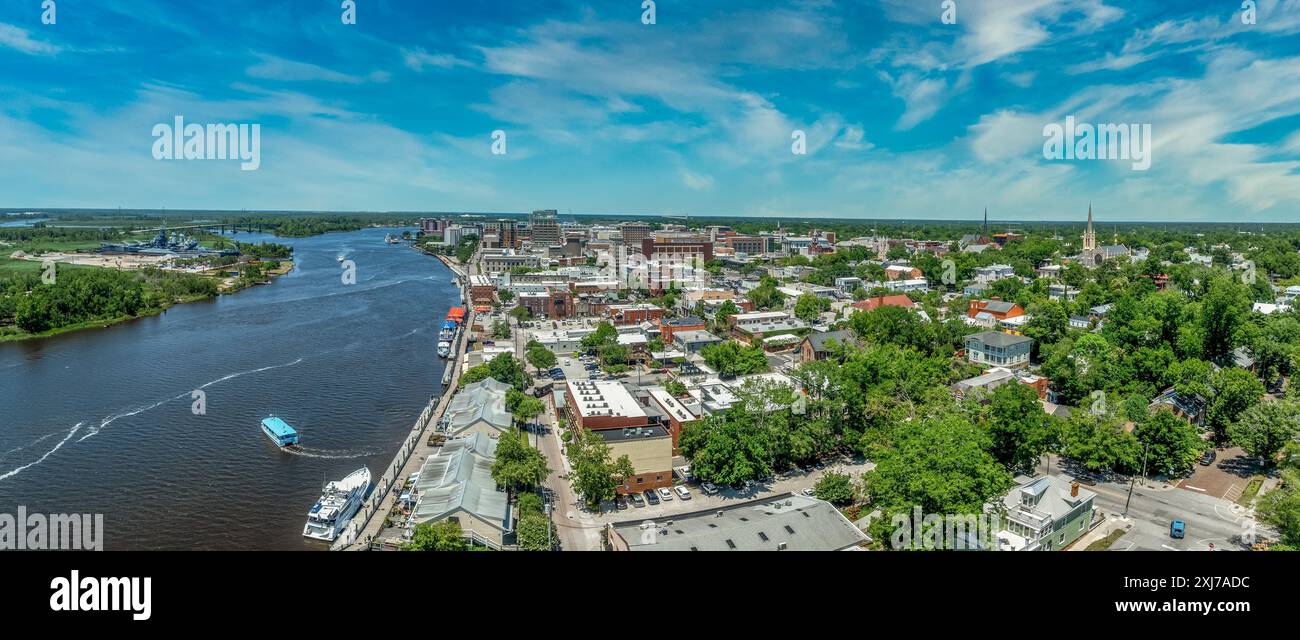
top-left (1206, 367), bottom-right (1265, 443)
top-left (1198, 274), bottom-right (1251, 361)
top-left (794, 293), bottom-right (825, 323)
top-left (509, 305), bottom-right (532, 323)
top-left (403, 520), bottom-right (468, 551)
top-left (1258, 469), bottom-right (1300, 549)
top-left (714, 299), bottom-right (740, 326)
top-left (679, 412), bottom-right (772, 486)
top-left (982, 382), bottom-right (1058, 473)
top-left (664, 379), bottom-right (688, 397)
top-left (459, 353), bottom-right (531, 391)
top-left (515, 492), bottom-right (556, 551)
top-left (515, 511), bottom-right (555, 551)
top-left (700, 340), bottom-right (768, 378)
top-left (1133, 409), bottom-right (1206, 477)
top-left (864, 410), bottom-right (1012, 546)
top-left (1228, 399), bottom-right (1300, 464)
top-left (567, 428), bottom-right (635, 509)
top-left (491, 319), bottom-right (511, 340)
top-left (813, 471), bottom-right (856, 505)
top-left (492, 428), bottom-right (549, 492)
top-left (525, 341), bottom-right (557, 373)
top-left (1060, 410), bottom-right (1142, 474)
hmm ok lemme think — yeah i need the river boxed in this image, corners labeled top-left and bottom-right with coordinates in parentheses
top-left (0, 227), bottom-right (458, 549)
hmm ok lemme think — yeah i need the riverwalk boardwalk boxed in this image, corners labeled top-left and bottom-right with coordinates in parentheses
top-left (334, 254), bottom-right (472, 550)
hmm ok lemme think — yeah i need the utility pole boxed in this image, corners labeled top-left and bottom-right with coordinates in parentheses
top-left (1124, 442), bottom-right (1151, 516)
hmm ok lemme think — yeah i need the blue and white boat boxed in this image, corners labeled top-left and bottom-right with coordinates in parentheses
top-left (261, 416), bottom-right (300, 448)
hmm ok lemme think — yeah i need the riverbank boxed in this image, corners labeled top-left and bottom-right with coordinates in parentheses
top-left (0, 260), bottom-right (294, 343)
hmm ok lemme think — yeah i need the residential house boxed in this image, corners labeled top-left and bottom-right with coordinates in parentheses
top-left (965, 331), bottom-right (1033, 369)
top-left (994, 475), bottom-right (1096, 551)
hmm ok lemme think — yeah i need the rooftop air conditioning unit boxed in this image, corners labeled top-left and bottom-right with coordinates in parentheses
top-left (777, 542), bottom-right (787, 551)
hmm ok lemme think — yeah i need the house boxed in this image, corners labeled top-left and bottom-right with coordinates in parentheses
top-left (852, 295), bottom-right (914, 313)
top-left (835, 276), bottom-right (864, 293)
top-left (443, 378), bottom-right (514, 436)
top-left (965, 331), bottom-right (1033, 369)
top-left (1068, 316), bottom-right (1092, 330)
top-left (799, 330), bottom-right (857, 363)
top-left (994, 474), bottom-right (1096, 551)
top-left (1047, 284), bottom-right (1080, 302)
top-left (951, 367), bottom-right (1048, 400)
top-left (967, 299), bottom-right (1025, 328)
top-left (1149, 387), bottom-right (1207, 428)
top-left (409, 433), bottom-right (513, 549)
top-left (884, 264), bottom-right (923, 281)
top-left (1037, 264), bottom-right (1063, 280)
top-left (974, 264), bottom-right (1015, 283)
top-left (659, 316), bottom-right (707, 343)
top-left (673, 329), bottom-right (723, 355)
top-left (963, 283), bottom-right (988, 297)
top-left (605, 493), bottom-right (868, 551)
top-left (608, 303), bottom-right (664, 326)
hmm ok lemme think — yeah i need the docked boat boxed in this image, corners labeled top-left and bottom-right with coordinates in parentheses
top-left (303, 467), bottom-right (372, 542)
top-left (437, 341), bottom-right (452, 358)
top-left (261, 416), bottom-right (300, 448)
top-left (438, 320), bottom-right (457, 342)
top-left (384, 233), bottom-right (401, 244)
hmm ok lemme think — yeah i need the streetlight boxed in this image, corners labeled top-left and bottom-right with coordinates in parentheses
top-left (1124, 442), bottom-right (1150, 517)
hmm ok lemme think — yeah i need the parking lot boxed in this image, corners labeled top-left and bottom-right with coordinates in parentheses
top-left (1175, 446), bottom-right (1261, 502)
top-left (596, 458), bottom-right (875, 524)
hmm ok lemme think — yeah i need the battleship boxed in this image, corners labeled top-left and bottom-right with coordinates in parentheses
top-left (98, 227), bottom-right (237, 258)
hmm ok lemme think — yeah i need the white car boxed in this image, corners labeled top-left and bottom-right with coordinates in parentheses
top-left (657, 487), bottom-right (674, 501)
top-left (674, 486), bottom-right (692, 500)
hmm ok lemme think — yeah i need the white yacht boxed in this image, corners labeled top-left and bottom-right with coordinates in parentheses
top-left (303, 467), bottom-right (371, 542)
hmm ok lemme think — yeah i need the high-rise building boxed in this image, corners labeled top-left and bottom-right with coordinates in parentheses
top-left (482, 219), bottom-right (520, 250)
top-left (618, 222), bottom-right (652, 247)
top-left (530, 209), bottom-right (562, 247)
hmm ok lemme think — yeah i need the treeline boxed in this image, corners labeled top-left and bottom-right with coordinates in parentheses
top-left (1, 267), bottom-right (219, 335)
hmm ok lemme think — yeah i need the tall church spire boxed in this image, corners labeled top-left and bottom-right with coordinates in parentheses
top-left (1082, 203), bottom-right (1097, 252)
top-left (982, 207), bottom-right (988, 241)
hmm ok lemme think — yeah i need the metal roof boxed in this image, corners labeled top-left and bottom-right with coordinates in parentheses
top-left (411, 433), bottom-right (512, 532)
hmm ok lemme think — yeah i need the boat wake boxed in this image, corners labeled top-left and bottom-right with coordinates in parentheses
top-left (283, 446), bottom-right (381, 460)
top-left (0, 357), bottom-right (306, 483)
top-left (0, 423), bottom-right (83, 482)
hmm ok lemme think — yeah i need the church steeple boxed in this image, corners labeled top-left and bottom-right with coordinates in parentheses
top-left (1082, 203), bottom-right (1097, 252)
top-left (982, 207), bottom-right (988, 242)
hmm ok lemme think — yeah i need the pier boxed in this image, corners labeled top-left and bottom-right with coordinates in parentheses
top-left (333, 252), bottom-right (474, 550)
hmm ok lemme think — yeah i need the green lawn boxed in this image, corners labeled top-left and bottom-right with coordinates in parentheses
top-left (1237, 475), bottom-right (1265, 506)
top-left (1084, 527), bottom-right (1130, 551)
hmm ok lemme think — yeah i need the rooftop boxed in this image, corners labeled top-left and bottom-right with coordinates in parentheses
top-left (610, 493), bottom-right (868, 551)
top-left (567, 380), bottom-right (646, 419)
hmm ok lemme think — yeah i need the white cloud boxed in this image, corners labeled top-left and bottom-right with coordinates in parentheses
top-left (246, 54), bottom-right (386, 84)
top-left (0, 23), bottom-right (60, 56)
top-left (680, 169), bottom-right (714, 191)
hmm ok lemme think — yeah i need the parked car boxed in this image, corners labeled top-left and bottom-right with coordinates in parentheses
top-left (674, 486), bottom-right (692, 500)
top-left (701, 482), bottom-right (719, 495)
top-left (657, 487), bottom-right (674, 501)
top-left (1170, 520), bottom-right (1185, 539)
top-left (801, 488), bottom-right (815, 497)
top-left (629, 492), bottom-right (645, 507)
top-left (1199, 450), bottom-right (1217, 466)
top-left (644, 489), bottom-right (660, 505)
top-left (615, 496), bottom-right (628, 510)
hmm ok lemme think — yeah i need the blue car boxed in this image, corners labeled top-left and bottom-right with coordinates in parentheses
top-left (1170, 520), bottom-right (1185, 539)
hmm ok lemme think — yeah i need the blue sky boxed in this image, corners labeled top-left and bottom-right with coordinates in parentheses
top-left (2, 0), bottom-right (1300, 222)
